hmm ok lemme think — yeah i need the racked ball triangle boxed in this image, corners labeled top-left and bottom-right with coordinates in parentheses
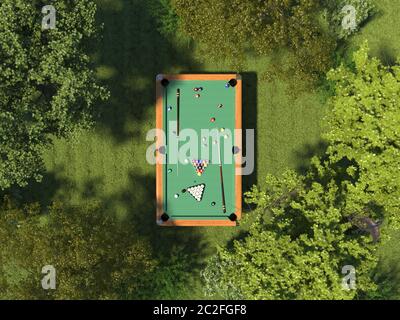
top-left (192, 159), bottom-right (208, 176)
top-left (187, 183), bottom-right (206, 202)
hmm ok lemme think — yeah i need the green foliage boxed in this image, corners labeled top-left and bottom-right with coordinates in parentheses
top-left (325, 42), bottom-right (400, 229)
top-left (172, 0), bottom-right (336, 83)
top-left (203, 171), bottom-right (377, 300)
top-left (147, 0), bottom-right (179, 37)
top-left (201, 252), bottom-right (244, 299)
top-left (141, 246), bottom-right (197, 299)
top-left (323, 0), bottom-right (375, 39)
top-left (0, 0), bottom-right (108, 190)
top-left (363, 278), bottom-right (399, 300)
top-left (0, 199), bottom-right (155, 299)
top-left (0, 196), bottom-right (203, 300)
top-left (203, 44), bottom-right (400, 299)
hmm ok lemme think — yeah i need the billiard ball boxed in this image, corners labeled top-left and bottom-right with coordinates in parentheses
top-left (218, 104), bottom-right (223, 108)
top-left (168, 106), bottom-right (173, 111)
top-left (195, 94), bottom-right (200, 98)
top-left (174, 194), bottom-right (179, 199)
top-left (210, 117), bottom-right (216, 122)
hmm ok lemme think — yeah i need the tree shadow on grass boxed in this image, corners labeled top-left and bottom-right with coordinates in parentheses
top-left (369, 256), bottom-right (400, 299)
top-left (241, 72), bottom-right (258, 193)
top-left (94, 0), bottom-right (200, 143)
top-left (6, 166), bottom-right (74, 208)
top-left (375, 40), bottom-right (398, 67)
top-left (367, 228), bottom-right (400, 299)
top-left (10, 166), bottom-right (110, 210)
top-left (293, 140), bottom-right (328, 176)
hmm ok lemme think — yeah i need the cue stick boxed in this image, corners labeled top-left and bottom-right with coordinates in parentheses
top-left (216, 135), bottom-right (227, 214)
top-left (164, 87), bottom-right (168, 212)
top-left (176, 89), bottom-right (180, 136)
top-left (176, 89), bottom-right (180, 175)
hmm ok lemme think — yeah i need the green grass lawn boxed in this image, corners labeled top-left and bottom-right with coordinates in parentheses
top-left (24, 0), bottom-right (400, 299)
top-left (353, 0), bottom-right (400, 299)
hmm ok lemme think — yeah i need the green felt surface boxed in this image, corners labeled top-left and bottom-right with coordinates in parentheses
top-left (162, 80), bottom-right (238, 220)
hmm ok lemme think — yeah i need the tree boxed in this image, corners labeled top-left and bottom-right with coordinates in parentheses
top-left (0, 0), bottom-right (108, 190)
top-left (324, 42), bottom-right (400, 229)
top-left (172, 0), bottom-right (336, 83)
top-left (202, 171), bottom-right (377, 300)
top-left (0, 199), bottom-right (156, 299)
top-left (202, 44), bottom-right (400, 299)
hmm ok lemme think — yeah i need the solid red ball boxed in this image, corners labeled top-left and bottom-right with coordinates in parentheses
top-left (210, 117), bottom-right (216, 122)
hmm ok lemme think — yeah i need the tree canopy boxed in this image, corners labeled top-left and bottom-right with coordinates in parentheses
top-left (172, 0), bottom-right (335, 82)
top-left (324, 42), bottom-right (400, 229)
top-left (0, 199), bottom-right (155, 299)
top-left (0, 0), bottom-right (108, 190)
top-left (203, 170), bottom-right (378, 300)
top-left (202, 43), bottom-right (400, 300)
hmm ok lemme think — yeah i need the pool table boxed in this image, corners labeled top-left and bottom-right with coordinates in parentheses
top-left (155, 74), bottom-right (242, 226)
